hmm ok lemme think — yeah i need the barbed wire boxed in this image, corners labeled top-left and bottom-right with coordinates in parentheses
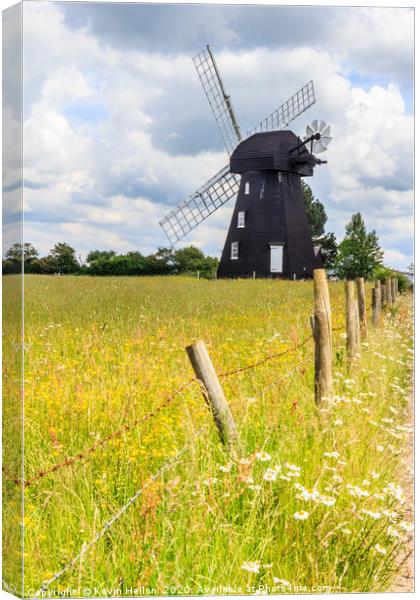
top-left (218, 334), bottom-right (313, 378)
top-left (34, 425), bottom-right (207, 597)
top-left (7, 334), bottom-right (315, 488)
top-left (6, 325), bottom-right (347, 489)
top-left (11, 379), bottom-right (197, 488)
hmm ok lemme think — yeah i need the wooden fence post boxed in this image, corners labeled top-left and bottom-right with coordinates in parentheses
top-left (355, 277), bottom-right (368, 339)
top-left (354, 301), bottom-right (360, 348)
top-left (381, 283), bottom-right (386, 309)
top-left (313, 269), bottom-right (333, 404)
top-left (386, 277), bottom-right (393, 306)
top-left (372, 287), bottom-right (380, 327)
top-left (391, 277), bottom-right (396, 304)
top-left (375, 280), bottom-right (382, 312)
top-left (393, 277), bottom-right (399, 300)
top-left (186, 340), bottom-right (238, 452)
top-left (345, 281), bottom-right (359, 361)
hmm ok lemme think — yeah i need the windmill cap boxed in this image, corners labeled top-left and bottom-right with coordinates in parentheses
top-left (230, 130), bottom-right (317, 177)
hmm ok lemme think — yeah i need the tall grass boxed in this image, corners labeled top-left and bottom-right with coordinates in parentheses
top-left (3, 275), bottom-right (413, 595)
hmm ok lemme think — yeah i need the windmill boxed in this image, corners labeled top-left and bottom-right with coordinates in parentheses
top-left (159, 46), bottom-right (332, 279)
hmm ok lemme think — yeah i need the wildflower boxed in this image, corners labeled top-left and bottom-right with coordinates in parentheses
top-left (362, 480), bottom-right (370, 487)
top-left (373, 544), bottom-right (387, 556)
top-left (273, 578), bottom-right (291, 586)
top-left (285, 462), bottom-right (300, 472)
top-left (239, 457), bottom-right (252, 465)
top-left (286, 470), bottom-right (301, 478)
top-left (360, 509), bottom-right (382, 520)
top-left (347, 484), bottom-right (370, 498)
top-left (382, 509), bottom-right (398, 519)
top-left (248, 484), bottom-right (262, 491)
top-left (263, 564), bottom-right (273, 569)
top-left (334, 419), bottom-right (343, 426)
top-left (246, 397), bottom-right (258, 403)
top-left (255, 451), bottom-right (271, 462)
top-left (383, 482), bottom-right (405, 502)
top-left (376, 445), bottom-right (385, 452)
top-left (203, 477), bottom-right (219, 486)
top-left (399, 522), bottom-right (413, 533)
top-left (387, 526), bottom-right (400, 539)
top-left (332, 474), bottom-right (343, 484)
top-left (371, 471), bottom-right (380, 479)
top-left (372, 493), bottom-right (385, 501)
top-left (263, 468), bottom-right (278, 482)
top-left (324, 451), bottom-right (340, 459)
top-left (319, 495), bottom-right (336, 507)
top-left (241, 561), bottom-right (261, 574)
top-left (219, 463), bottom-right (233, 473)
top-left (297, 488), bottom-right (319, 502)
top-left (293, 510), bottom-right (309, 521)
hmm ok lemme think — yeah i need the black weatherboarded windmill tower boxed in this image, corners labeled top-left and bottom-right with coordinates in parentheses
top-left (159, 46), bottom-right (332, 278)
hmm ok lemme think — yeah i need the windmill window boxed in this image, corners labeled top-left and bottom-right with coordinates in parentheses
top-left (231, 241), bottom-right (239, 260)
top-left (237, 211), bottom-right (245, 228)
top-left (244, 181), bottom-right (250, 195)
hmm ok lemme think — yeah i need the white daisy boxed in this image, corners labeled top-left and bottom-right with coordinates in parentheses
top-left (255, 451), bottom-right (271, 462)
top-left (263, 468), bottom-right (278, 482)
top-left (293, 510), bottom-right (309, 520)
top-left (219, 463), bottom-right (233, 473)
top-left (241, 561), bottom-right (261, 573)
top-left (324, 451), bottom-right (340, 459)
top-left (373, 544), bottom-right (387, 556)
top-left (273, 578), bottom-right (291, 586)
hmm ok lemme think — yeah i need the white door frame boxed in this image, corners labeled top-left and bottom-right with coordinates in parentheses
top-left (270, 244), bottom-right (284, 273)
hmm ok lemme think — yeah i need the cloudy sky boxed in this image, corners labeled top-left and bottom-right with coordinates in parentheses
top-left (3, 1), bottom-right (414, 269)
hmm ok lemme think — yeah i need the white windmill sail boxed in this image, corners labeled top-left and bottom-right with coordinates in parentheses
top-left (246, 81), bottom-right (315, 136)
top-left (159, 166), bottom-right (240, 245)
top-left (193, 45), bottom-right (242, 155)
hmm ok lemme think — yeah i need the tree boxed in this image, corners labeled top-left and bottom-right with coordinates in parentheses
top-left (173, 246), bottom-right (218, 277)
top-left (86, 250), bottom-right (117, 264)
top-left (302, 182), bottom-right (338, 267)
top-left (303, 182), bottom-right (327, 237)
top-left (334, 213), bottom-right (383, 279)
top-left (3, 243), bottom-right (39, 274)
top-left (315, 232), bottom-right (338, 269)
top-left (50, 242), bottom-right (80, 274)
top-left (6, 242), bottom-right (39, 263)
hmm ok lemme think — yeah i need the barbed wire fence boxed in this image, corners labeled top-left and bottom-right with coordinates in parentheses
top-left (5, 331), bottom-right (328, 488)
top-left (3, 273), bottom-right (403, 594)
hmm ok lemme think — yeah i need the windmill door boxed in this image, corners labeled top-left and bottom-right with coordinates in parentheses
top-left (270, 245), bottom-right (284, 273)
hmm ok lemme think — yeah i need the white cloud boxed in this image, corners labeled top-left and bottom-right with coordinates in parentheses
top-left (330, 7), bottom-right (414, 84)
top-left (13, 1), bottom-right (413, 270)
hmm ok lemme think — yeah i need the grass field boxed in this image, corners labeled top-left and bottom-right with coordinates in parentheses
top-left (3, 275), bottom-right (413, 596)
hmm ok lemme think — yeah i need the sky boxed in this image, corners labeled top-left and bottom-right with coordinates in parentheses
top-left (2, 1), bottom-right (414, 269)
